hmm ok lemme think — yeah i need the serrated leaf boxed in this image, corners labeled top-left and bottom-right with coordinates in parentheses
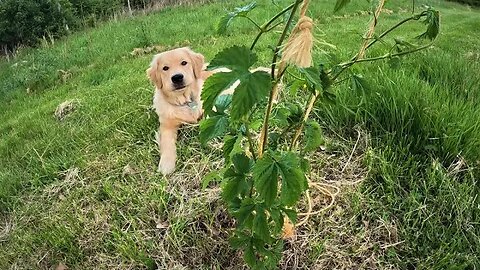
top-left (224, 134), bottom-right (244, 164)
top-left (266, 241), bottom-right (283, 268)
top-left (277, 152), bottom-right (308, 206)
top-left (208, 46), bottom-right (257, 71)
top-left (282, 208), bottom-right (297, 223)
top-left (417, 8), bottom-right (439, 40)
top-left (215, 94), bottom-right (232, 114)
top-left (253, 206), bottom-right (270, 242)
top-left (223, 135), bottom-right (237, 161)
top-left (319, 64), bottom-right (332, 90)
top-left (272, 107), bottom-right (289, 127)
top-left (201, 169), bottom-right (224, 190)
top-left (300, 156), bottom-right (311, 173)
top-left (286, 103), bottom-right (303, 124)
top-left (298, 67), bottom-right (322, 90)
top-left (304, 120), bottom-right (324, 152)
top-left (204, 46), bottom-right (271, 120)
top-left (268, 132), bottom-right (281, 151)
top-left (222, 167), bottom-right (247, 202)
top-left (232, 153), bottom-right (252, 174)
top-left (217, 2), bottom-right (257, 35)
top-left (231, 71), bottom-right (272, 121)
top-left (202, 71), bottom-right (241, 115)
top-left (217, 14), bottom-right (234, 35)
top-left (334, 0), bottom-right (351, 12)
top-left (234, 198), bottom-right (255, 226)
top-left (269, 207), bottom-right (284, 234)
top-left (229, 232), bottom-right (249, 249)
top-left (351, 74), bottom-right (370, 92)
top-left (253, 154), bottom-right (278, 206)
top-left (288, 79), bottom-right (306, 96)
top-left (199, 115), bottom-right (229, 145)
top-left (244, 241), bottom-right (256, 267)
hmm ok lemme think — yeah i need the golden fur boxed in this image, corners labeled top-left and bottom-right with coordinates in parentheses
top-left (147, 47), bottom-right (212, 175)
top-left (147, 47), bottom-right (273, 175)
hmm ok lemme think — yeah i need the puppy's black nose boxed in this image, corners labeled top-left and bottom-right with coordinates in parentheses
top-left (171, 74), bottom-right (184, 84)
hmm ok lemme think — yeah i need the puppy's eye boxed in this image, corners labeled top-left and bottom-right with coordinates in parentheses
top-left (181, 61), bottom-right (188, 66)
top-left (162, 66), bottom-right (169, 71)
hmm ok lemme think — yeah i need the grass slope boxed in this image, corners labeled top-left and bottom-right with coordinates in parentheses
top-left (1, 0), bottom-right (479, 269)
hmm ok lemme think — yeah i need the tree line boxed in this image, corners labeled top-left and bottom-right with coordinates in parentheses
top-left (0, 0), bottom-right (208, 53)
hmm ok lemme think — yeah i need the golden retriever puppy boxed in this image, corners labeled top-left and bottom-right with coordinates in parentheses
top-left (147, 47), bottom-right (210, 175)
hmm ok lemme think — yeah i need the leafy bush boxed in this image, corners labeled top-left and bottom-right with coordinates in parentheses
top-left (0, 0), bottom-right (76, 51)
top-left (200, 1), bottom-right (440, 268)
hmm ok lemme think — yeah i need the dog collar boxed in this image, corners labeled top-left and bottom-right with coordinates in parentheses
top-left (180, 93), bottom-right (198, 110)
top-left (186, 100), bottom-right (198, 110)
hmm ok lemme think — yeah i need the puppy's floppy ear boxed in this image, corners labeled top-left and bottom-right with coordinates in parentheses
top-left (184, 47), bottom-right (205, 79)
top-left (147, 55), bottom-right (163, 89)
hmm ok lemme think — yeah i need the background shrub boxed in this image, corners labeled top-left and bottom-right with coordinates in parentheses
top-left (0, 0), bottom-right (76, 51)
top-left (0, 0), bottom-right (212, 52)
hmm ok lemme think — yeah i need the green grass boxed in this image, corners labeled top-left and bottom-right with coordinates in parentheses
top-left (1, 0), bottom-right (479, 269)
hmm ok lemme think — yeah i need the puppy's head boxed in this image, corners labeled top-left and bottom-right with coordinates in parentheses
top-left (147, 47), bottom-right (205, 94)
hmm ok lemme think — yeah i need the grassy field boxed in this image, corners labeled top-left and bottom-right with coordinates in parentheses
top-left (1, 0), bottom-right (479, 269)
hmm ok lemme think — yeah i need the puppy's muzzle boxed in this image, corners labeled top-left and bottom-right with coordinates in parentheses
top-left (171, 73), bottom-right (186, 90)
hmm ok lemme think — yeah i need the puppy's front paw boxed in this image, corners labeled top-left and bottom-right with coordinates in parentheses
top-left (158, 157), bottom-right (175, 175)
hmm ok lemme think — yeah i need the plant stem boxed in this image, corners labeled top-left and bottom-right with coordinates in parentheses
top-left (352, 12), bottom-right (426, 61)
top-left (250, 3), bottom-right (296, 50)
top-left (331, 11), bottom-right (428, 80)
top-left (244, 16), bottom-right (262, 31)
top-left (355, 0), bottom-right (385, 60)
top-left (266, 21), bottom-right (284, 32)
top-left (290, 91), bottom-right (319, 150)
top-left (257, 0), bottom-right (303, 158)
top-left (279, 122), bottom-right (298, 141)
top-left (244, 122), bottom-right (257, 161)
top-left (342, 42), bottom-right (434, 66)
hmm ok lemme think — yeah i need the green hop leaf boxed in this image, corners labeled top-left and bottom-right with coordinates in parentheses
top-left (230, 71), bottom-right (271, 121)
top-left (350, 74), bottom-right (370, 92)
top-left (417, 8), bottom-right (440, 40)
top-left (244, 241), bottom-right (256, 267)
top-left (223, 134), bottom-right (243, 163)
top-left (202, 71), bottom-right (241, 115)
top-left (234, 198), bottom-right (255, 226)
top-left (253, 152), bottom-right (307, 207)
top-left (222, 166), bottom-right (248, 202)
top-left (199, 115), bottom-right (229, 145)
top-left (232, 153), bottom-right (252, 174)
top-left (298, 66), bottom-right (322, 91)
top-left (277, 152), bottom-right (308, 206)
top-left (208, 45), bottom-right (257, 71)
top-left (304, 120), bottom-right (324, 152)
top-left (215, 94), bottom-right (232, 114)
top-left (217, 2), bottom-right (257, 35)
top-left (282, 207), bottom-right (297, 224)
top-left (202, 46), bottom-right (272, 121)
top-left (253, 153), bottom-right (279, 206)
top-left (253, 206), bottom-right (271, 242)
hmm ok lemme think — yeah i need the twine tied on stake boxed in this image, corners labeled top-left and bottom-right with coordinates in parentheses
top-left (281, 0), bottom-right (314, 68)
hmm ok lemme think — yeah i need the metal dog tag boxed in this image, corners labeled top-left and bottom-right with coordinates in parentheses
top-left (187, 101), bottom-right (198, 110)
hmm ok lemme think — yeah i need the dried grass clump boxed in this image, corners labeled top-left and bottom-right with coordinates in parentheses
top-left (54, 99), bottom-right (80, 121)
top-left (280, 130), bottom-right (401, 269)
